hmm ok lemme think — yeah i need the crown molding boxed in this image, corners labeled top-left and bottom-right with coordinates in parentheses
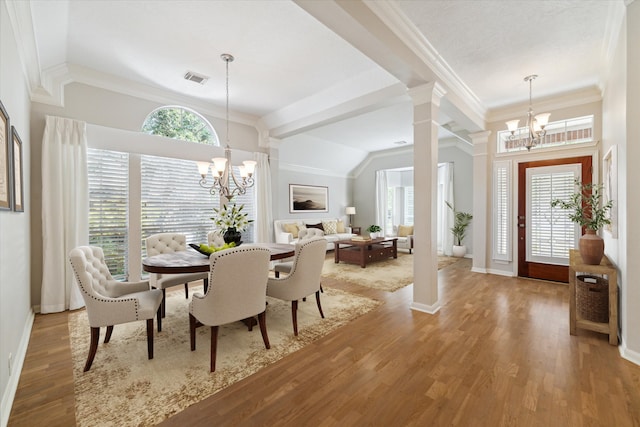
top-left (278, 162), bottom-right (352, 178)
top-left (5, 0), bottom-right (41, 95)
top-left (351, 145), bottom-right (414, 178)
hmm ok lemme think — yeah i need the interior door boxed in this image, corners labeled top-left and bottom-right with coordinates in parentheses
top-left (517, 156), bottom-right (592, 282)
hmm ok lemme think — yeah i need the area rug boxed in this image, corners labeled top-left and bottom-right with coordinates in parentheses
top-left (69, 286), bottom-right (380, 426)
top-left (321, 252), bottom-right (461, 292)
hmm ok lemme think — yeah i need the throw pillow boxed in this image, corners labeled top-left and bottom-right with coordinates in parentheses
top-left (336, 220), bottom-right (346, 233)
top-left (322, 220), bottom-right (338, 235)
top-left (283, 223), bottom-right (300, 238)
top-left (306, 222), bottom-right (324, 232)
top-left (398, 225), bottom-right (414, 237)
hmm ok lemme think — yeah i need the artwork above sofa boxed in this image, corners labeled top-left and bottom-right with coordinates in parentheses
top-left (274, 218), bottom-right (355, 250)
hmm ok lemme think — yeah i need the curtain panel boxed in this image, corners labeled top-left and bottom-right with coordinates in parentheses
top-left (40, 116), bottom-right (88, 313)
top-left (254, 152), bottom-right (273, 242)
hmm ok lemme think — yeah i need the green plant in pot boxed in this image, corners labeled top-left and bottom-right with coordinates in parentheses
top-left (446, 201), bottom-right (473, 257)
top-left (211, 203), bottom-right (253, 246)
top-left (367, 224), bottom-right (382, 239)
top-left (551, 179), bottom-right (612, 265)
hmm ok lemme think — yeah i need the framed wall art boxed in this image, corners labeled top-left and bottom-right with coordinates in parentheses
top-left (11, 126), bottom-right (24, 212)
top-left (603, 144), bottom-right (617, 238)
top-left (289, 184), bottom-right (328, 213)
top-left (0, 100), bottom-right (11, 211)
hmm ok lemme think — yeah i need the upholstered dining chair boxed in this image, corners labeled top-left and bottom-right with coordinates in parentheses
top-left (69, 246), bottom-right (163, 372)
top-left (267, 237), bottom-right (327, 336)
top-left (145, 233), bottom-right (209, 318)
top-left (273, 228), bottom-right (324, 278)
top-left (189, 246), bottom-right (272, 372)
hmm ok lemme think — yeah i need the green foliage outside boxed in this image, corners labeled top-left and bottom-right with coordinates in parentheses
top-left (142, 107), bottom-right (217, 145)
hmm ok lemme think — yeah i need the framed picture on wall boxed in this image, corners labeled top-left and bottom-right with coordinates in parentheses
top-left (289, 184), bottom-right (329, 213)
top-left (0, 100), bottom-right (11, 211)
top-left (11, 126), bottom-right (24, 212)
top-left (603, 144), bottom-right (617, 238)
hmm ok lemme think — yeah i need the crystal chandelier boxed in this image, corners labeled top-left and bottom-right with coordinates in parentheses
top-left (505, 75), bottom-right (550, 151)
top-left (197, 53), bottom-right (256, 200)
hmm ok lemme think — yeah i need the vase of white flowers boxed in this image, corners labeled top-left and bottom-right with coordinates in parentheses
top-left (211, 203), bottom-right (252, 246)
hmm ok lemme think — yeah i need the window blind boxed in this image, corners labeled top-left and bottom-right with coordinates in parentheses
top-left (493, 160), bottom-right (511, 261)
top-left (88, 148), bottom-right (129, 280)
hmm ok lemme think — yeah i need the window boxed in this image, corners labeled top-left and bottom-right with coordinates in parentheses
top-left (492, 160), bottom-right (511, 261)
top-left (383, 168), bottom-right (414, 235)
top-left (497, 115), bottom-right (594, 153)
top-left (142, 106), bottom-right (219, 146)
top-left (88, 148), bottom-right (129, 279)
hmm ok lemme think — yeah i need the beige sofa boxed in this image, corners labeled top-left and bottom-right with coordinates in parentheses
top-left (274, 218), bottom-right (355, 251)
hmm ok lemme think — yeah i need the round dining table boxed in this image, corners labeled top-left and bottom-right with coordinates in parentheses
top-left (142, 243), bottom-right (295, 274)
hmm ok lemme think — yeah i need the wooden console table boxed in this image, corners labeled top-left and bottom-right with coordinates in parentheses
top-left (569, 249), bottom-right (618, 345)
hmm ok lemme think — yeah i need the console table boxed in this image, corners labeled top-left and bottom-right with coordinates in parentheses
top-left (569, 249), bottom-right (618, 345)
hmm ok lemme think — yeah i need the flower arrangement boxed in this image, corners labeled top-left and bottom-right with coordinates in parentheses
top-left (211, 203), bottom-right (252, 233)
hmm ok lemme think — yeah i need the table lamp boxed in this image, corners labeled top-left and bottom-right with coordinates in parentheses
top-left (345, 206), bottom-right (356, 227)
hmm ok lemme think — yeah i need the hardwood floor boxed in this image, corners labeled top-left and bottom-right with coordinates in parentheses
top-left (8, 259), bottom-right (640, 426)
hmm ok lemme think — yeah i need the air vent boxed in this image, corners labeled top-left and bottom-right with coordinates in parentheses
top-left (184, 71), bottom-right (209, 85)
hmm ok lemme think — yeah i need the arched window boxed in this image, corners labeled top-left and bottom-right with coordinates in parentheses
top-left (142, 105), bottom-right (219, 146)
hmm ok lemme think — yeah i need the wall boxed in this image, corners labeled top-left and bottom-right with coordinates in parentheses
top-left (30, 82), bottom-right (264, 309)
top-left (0, 0), bottom-right (33, 422)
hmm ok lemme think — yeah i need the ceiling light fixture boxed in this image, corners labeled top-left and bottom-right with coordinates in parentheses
top-left (505, 75), bottom-right (550, 151)
top-left (197, 54), bottom-right (256, 200)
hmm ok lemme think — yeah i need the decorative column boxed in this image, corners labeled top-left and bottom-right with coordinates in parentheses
top-left (469, 131), bottom-right (491, 273)
top-left (409, 82), bottom-right (446, 314)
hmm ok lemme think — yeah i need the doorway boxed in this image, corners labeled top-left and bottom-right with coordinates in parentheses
top-left (517, 156), bottom-right (592, 282)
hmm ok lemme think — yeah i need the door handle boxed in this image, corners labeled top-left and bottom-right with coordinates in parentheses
top-left (519, 224), bottom-right (526, 228)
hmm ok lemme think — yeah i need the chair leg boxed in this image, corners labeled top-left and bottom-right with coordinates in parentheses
top-left (184, 283), bottom-right (189, 299)
top-left (315, 290), bottom-right (325, 319)
top-left (291, 300), bottom-right (299, 336)
top-left (104, 325), bottom-right (114, 343)
top-left (189, 313), bottom-right (197, 351)
top-left (146, 318), bottom-right (154, 360)
top-left (275, 271), bottom-right (280, 278)
top-left (258, 310), bottom-right (270, 349)
top-left (157, 305), bottom-right (162, 332)
top-left (84, 327), bottom-right (100, 372)
top-left (204, 278), bottom-right (209, 294)
top-left (210, 326), bottom-right (219, 372)
top-left (161, 289), bottom-right (166, 318)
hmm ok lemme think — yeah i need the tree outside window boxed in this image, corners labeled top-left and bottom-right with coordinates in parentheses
top-left (142, 106), bottom-right (218, 145)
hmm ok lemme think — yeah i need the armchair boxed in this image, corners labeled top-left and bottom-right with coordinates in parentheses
top-left (392, 225), bottom-right (414, 254)
top-left (69, 246), bottom-right (163, 372)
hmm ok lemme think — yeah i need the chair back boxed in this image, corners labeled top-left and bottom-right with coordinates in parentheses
top-left (284, 237), bottom-right (327, 298)
top-left (298, 228), bottom-right (324, 241)
top-left (145, 233), bottom-right (187, 256)
top-left (191, 246), bottom-right (271, 326)
top-left (207, 230), bottom-right (225, 248)
top-left (69, 246), bottom-right (117, 300)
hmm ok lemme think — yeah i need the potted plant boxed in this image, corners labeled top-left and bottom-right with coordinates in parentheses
top-left (367, 224), bottom-right (382, 239)
top-left (446, 201), bottom-right (473, 257)
top-left (211, 203), bottom-right (253, 246)
top-left (551, 180), bottom-right (612, 265)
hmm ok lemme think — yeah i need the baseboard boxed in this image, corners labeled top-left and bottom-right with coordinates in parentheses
top-left (410, 301), bottom-right (441, 314)
top-left (471, 267), bottom-right (487, 274)
top-left (619, 336), bottom-right (640, 366)
top-left (486, 268), bottom-right (516, 277)
top-left (1, 308), bottom-right (35, 427)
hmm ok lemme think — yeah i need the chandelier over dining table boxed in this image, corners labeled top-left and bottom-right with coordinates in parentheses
top-left (197, 53), bottom-right (256, 200)
top-left (505, 74), bottom-right (550, 151)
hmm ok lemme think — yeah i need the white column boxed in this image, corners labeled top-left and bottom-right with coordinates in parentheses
top-left (409, 82), bottom-right (446, 314)
top-left (469, 131), bottom-right (491, 273)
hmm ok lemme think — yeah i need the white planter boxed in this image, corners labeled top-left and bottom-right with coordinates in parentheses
top-left (452, 245), bottom-right (466, 258)
top-left (369, 232), bottom-right (378, 239)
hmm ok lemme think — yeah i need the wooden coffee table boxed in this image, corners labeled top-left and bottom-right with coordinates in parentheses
top-left (333, 237), bottom-right (398, 268)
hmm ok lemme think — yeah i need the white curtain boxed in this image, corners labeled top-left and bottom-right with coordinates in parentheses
top-left (437, 162), bottom-right (455, 256)
top-left (40, 116), bottom-right (88, 313)
top-left (254, 152), bottom-right (273, 242)
top-left (375, 170), bottom-right (388, 236)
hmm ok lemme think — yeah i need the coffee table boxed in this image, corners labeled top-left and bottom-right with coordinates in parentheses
top-left (333, 237), bottom-right (398, 268)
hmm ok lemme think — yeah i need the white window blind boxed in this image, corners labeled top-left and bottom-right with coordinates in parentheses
top-left (403, 187), bottom-right (414, 226)
top-left (88, 148), bottom-right (129, 280)
top-left (526, 165), bottom-right (580, 265)
top-left (141, 154), bottom-right (220, 253)
top-left (493, 160), bottom-right (511, 261)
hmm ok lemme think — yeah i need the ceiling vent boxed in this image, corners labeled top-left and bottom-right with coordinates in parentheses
top-left (184, 71), bottom-right (209, 85)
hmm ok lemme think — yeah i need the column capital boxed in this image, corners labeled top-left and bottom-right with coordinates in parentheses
top-left (258, 130), bottom-right (282, 149)
top-left (408, 82), bottom-right (447, 107)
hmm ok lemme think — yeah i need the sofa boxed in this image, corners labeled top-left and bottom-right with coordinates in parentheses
top-left (274, 218), bottom-right (355, 251)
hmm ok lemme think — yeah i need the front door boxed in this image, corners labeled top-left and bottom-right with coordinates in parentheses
top-left (517, 156), bottom-right (592, 282)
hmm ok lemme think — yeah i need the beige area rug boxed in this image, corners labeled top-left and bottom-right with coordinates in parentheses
top-left (69, 286), bottom-right (381, 426)
top-left (321, 252), bottom-right (461, 292)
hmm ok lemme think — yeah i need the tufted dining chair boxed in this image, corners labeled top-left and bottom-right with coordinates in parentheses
top-left (207, 230), bottom-right (225, 248)
top-left (267, 237), bottom-right (327, 336)
top-left (189, 246), bottom-right (272, 372)
top-left (69, 246), bottom-right (163, 372)
top-left (145, 233), bottom-right (209, 318)
top-left (273, 228), bottom-right (325, 278)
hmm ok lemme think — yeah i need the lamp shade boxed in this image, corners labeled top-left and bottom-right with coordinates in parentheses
top-left (345, 206), bottom-right (356, 215)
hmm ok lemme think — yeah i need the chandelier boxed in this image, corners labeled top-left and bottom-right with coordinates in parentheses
top-left (197, 53), bottom-right (256, 200)
top-left (505, 75), bottom-right (550, 151)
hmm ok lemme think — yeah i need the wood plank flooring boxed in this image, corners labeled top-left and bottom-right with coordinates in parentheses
top-left (8, 259), bottom-right (640, 426)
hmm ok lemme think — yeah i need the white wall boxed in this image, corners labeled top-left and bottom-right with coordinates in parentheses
top-left (0, 0), bottom-right (33, 422)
